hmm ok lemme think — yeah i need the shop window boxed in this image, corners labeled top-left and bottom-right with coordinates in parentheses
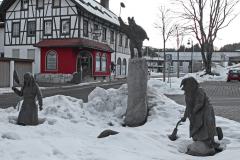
top-left (95, 53), bottom-right (107, 72)
top-left (101, 53), bottom-right (107, 71)
top-left (116, 58), bottom-right (121, 75)
top-left (96, 53), bottom-right (101, 71)
top-left (46, 50), bottom-right (57, 70)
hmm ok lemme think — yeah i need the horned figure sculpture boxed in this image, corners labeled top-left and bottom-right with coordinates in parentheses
top-left (118, 17), bottom-right (149, 58)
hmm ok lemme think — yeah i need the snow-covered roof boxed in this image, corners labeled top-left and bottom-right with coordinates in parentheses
top-left (75, 0), bottom-right (119, 25)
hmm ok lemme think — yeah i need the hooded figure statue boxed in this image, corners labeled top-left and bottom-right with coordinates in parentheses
top-left (180, 77), bottom-right (223, 156)
top-left (12, 72), bottom-right (43, 125)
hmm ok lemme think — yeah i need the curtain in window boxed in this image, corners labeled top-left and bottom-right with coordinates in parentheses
top-left (46, 50), bottom-right (57, 70)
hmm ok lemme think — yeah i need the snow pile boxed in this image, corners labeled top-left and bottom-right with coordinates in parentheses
top-left (148, 78), bottom-right (183, 95)
top-left (0, 81), bottom-right (240, 159)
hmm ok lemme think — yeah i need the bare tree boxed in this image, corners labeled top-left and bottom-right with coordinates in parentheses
top-left (176, 0), bottom-right (240, 74)
top-left (155, 6), bottom-right (176, 81)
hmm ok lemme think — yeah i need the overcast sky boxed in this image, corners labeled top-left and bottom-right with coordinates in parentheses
top-left (105, 0), bottom-right (240, 50)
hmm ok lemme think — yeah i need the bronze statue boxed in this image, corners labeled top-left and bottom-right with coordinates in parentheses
top-left (118, 17), bottom-right (149, 58)
top-left (12, 72), bottom-right (43, 125)
top-left (180, 77), bottom-right (223, 156)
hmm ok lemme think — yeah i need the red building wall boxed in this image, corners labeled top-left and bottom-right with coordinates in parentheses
top-left (41, 48), bottom-right (77, 74)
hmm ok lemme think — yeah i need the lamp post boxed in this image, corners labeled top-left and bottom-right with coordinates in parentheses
top-left (187, 39), bottom-right (194, 73)
top-left (119, 2), bottom-right (125, 17)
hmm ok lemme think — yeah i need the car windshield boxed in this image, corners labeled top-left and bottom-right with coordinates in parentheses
top-left (229, 70), bottom-right (240, 74)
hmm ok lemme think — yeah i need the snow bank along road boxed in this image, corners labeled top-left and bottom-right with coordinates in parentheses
top-left (167, 81), bottom-right (240, 122)
top-left (0, 80), bottom-right (125, 109)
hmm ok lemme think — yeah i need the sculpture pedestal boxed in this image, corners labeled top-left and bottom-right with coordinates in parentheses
top-left (124, 58), bottom-right (148, 127)
top-left (187, 141), bottom-right (216, 156)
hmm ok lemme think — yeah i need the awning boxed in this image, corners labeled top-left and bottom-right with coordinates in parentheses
top-left (34, 38), bottom-right (114, 53)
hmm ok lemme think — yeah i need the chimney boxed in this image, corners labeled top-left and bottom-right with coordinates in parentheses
top-left (100, 0), bottom-right (109, 9)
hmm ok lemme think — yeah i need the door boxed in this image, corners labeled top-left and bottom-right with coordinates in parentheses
top-left (0, 61), bottom-right (10, 87)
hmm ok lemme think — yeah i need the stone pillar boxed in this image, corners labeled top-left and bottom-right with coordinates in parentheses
top-left (10, 60), bottom-right (14, 88)
top-left (124, 58), bottom-right (148, 127)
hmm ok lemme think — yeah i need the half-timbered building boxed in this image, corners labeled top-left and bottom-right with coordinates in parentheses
top-left (0, 0), bottom-right (130, 82)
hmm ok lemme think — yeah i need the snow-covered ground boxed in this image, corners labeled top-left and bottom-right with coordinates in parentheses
top-left (1, 76), bottom-right (240, 159)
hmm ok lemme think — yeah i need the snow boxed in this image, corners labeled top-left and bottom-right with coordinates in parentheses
top-left (74, 0), bottom-right (119, 25)
top-left (0, 63), bottom-right (240, 159)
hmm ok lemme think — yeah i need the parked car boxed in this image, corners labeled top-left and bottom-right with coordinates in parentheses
top-left (227, 69), bottom-right (240, 82)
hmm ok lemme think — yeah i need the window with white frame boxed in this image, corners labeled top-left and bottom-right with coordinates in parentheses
top-left (119, 34), bottom-right (123, 46)
top-left (102, 27), bottom-right (107, 41)
top-left (21, 0), bottom-right (28, 10)
top-left (83, 20), bottom-right (88, 37)
top-left (37, 0), bottom-right (44, 9)
top-left (125, 37), bottom-right (128, 48)
top-left (27, 21), bottom-right (36, 36)
top-left (12, 49), bottom-right (20, 58)
top-left (46, 50), bottom-right (57, 70)
top-left (12, 22), bottom-right (20, 37)
top-left (61, 19), bottom-right (70, 35)
top-left (27, 49), bottom-right (35, 60)
top-left (95, 53), bottom-right (101, 71)
top-left (53, 0), bottom-right (60, 7)
top-left (110, 30), bottom-right (114, 44)
top-left (44, 20), bottom-right (52, 35)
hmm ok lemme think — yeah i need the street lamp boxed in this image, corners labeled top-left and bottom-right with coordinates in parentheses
top-left (119, 2), bottom-right (125, 17)
top-left (187, 39), bottom-right (194, 73)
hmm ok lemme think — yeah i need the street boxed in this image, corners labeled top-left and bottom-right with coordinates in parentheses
top-left (166, 81), bottom-right (240, 122)
top-left (0, 80), bottom-right (125, 109)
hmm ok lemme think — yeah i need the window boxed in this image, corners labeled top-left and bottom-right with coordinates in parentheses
top-left (46, 50), bottom-right (57, 70)
top-left (61, 19), bottom-right (70, 35)
top-left (12, 49), bottom-right (20, 58)
top-left (12, 22), bottom-right (20, 37)
top-left (27, 21), bottom-right (36, 36)
top-left (179, 61), bottom-right (183, 66)
top-left (125, 37), bottom-right (128, 48)
top-left (27, 49), bottom-right (35, 60)
top-left (95, 53), bottom-right (107, 72)
top-left (83, 20), bottom-right (88, 37)
top-left (119, 34), bottom-right (123, 46)
top-left (93, 24), bottom-right (99, 40)
top-left (37, 0), bottom-right (44, 9)
top-left (21, 0), bottom-right (28, 10)
top-left (101, 53), bottom-right (107, 71)
top-left (44, 20), bottom-right (52, 36)
top-left (110, 30), bottom-right (114, 44)
top-left (53, 0), bottom-right (60, 7)
top-left (116, 58), bottom-right (121, 75)
top-left (122, 58), bottom-right (127, 75)
top-left (102, 27), bottom-right (107, 41)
